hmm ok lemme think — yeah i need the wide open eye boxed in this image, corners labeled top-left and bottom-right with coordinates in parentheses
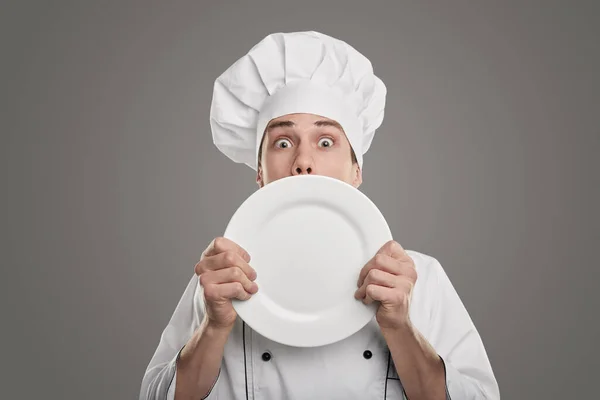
top-left (318, 137), bottom-right (334, 148)
top-left (274, 138), bottom-right (293, 149)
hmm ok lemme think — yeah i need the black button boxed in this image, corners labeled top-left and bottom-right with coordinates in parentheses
top-left (363, 350), bottom-right (372, 359)
top-left (261, 351), bottom-right (272, 362)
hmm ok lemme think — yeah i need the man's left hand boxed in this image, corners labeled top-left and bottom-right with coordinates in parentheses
top-left (354, 240), bottom-right (417, 330)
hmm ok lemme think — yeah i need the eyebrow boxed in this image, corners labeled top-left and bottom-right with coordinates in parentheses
top-left (266, 120), bottom-right (296, 132)
top-left (314, 120), bottom-right (344, 131)
top-left (266, 119), bottom-right (344, 133)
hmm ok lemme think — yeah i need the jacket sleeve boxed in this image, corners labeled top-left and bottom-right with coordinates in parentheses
top-left (139, 275), bottom-right (211, 400)
top-left (428, 258), bottom-right (501, 399)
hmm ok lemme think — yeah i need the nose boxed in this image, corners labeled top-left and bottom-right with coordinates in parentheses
top-left (291, 149), bottom-right (314, 175)
top-left (294, 165), bottom-right (312, 175)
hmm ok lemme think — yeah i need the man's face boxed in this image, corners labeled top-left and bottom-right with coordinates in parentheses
top-left (256, 113), bottom-right (362, 189)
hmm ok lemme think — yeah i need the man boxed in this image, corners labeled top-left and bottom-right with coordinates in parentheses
top-left (140, 31), bottom-right (500, 399)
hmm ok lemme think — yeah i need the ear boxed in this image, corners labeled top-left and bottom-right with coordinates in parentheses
top-left (256, 166), bottom-right (264, 188)
top-left (352, 164), bottom-right (362, 188)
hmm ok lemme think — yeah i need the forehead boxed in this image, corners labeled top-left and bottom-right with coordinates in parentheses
top-left (269, 113), bottom-right (334, 125)
top-left (266, 113), bottom-right (344, 133)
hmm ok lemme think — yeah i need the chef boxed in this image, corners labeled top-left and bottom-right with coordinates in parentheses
top-left (139, 31), bottom-right (500, 400)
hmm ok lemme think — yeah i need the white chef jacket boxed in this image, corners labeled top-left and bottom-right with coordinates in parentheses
top-left (139, 250), bottom-right (500, 399)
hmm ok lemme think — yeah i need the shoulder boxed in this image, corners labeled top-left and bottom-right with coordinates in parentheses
top-left (405, 248), bottom-right (466, 315)
top-left (405, 249), bottom-right (445, 284)
top-left (403, 249), bottom-right (449, 334)
top-left (405, 249), bottom-right (438, 267)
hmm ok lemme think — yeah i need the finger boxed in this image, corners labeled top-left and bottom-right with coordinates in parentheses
top-left (355, 269), bottom-right (398, 299)
top-left (363, 284), bottom-right (395, 305)
top-left (202, 237), bottom-right (251, 262)
top-left (357, 254), bottom-right (399, 287)
top-left (204, 282), bottom-right (252, 301)
top-left (358, 253), bottom-right (415, 288)
top-left (378, 240), bottom-right (409, 261)
top-left (196, 251), bottom-right (257, 280)
top-left (199, 268), bottom-right (258, 294)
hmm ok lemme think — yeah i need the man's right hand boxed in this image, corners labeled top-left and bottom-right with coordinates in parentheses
top-left (195, 237), bottom-right (258, 330)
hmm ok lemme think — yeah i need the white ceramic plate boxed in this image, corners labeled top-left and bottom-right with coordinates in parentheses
top-left (224, 175), bottom-right (392, 347)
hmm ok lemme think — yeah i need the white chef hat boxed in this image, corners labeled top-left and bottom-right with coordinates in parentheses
top-left (209, 31), bottom-right (386, 171)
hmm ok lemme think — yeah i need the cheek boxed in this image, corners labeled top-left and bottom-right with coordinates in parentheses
top-left (263, 153), bottom-right (290, 178)
top-left (321, 152), bottom-right (352, 172)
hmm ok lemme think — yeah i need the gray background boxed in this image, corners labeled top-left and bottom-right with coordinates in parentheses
top-left (2, 1), bottom-right (598, 399)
